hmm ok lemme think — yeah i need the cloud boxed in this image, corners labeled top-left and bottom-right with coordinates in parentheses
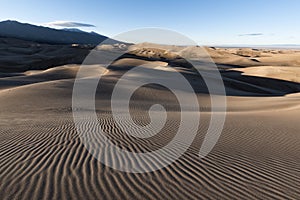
top-left (238, 33), bottom-right (264, 37)
top-left (47, 21), bottom-right (95, 28)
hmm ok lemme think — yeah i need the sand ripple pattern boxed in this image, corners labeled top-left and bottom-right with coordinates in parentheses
top-left (1, 110), bottom-right (300, 199)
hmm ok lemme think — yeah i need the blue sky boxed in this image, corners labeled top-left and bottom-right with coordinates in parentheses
top-left (1, 0), bottom-right (299, 45)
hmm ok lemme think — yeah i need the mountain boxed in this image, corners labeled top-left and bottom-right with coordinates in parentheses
top-left (0, 20), bottom-right (112, 45)
top-left (60, 28), bottom-right (86, 33)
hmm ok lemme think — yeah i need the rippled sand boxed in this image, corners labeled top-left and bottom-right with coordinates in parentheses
top-left (1, 42), bottom-right (300, 199)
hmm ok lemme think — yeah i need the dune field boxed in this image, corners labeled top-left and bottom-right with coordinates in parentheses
top-left (0, 38), bottom-right (300, 199)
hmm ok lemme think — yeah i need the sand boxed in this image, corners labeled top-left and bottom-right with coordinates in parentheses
top-left (0, 40), bottom-right (300, 199)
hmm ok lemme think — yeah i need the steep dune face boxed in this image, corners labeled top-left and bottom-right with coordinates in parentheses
top-left (0, 44), bottom-right (300, 199)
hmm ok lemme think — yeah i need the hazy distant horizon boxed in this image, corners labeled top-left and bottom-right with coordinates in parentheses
top-left (2, 19), bottom-right (300, 49)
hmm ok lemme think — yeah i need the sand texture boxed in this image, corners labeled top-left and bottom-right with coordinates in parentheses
top-left (0, 39), bottom-right (300, 199)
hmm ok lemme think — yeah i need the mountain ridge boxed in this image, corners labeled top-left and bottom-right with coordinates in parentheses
top-left (0, 20), bottom-right (113, 45)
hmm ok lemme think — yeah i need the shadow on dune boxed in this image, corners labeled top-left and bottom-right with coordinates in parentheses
top-left (220, 70), bottom-right (300, 96)
top-left (0, 37), bottom-right (91, 73)
top-left (109, 52), bottom-right (300, 97)
top-left (130, 68), bottom-right (300, 97)
top-left (1, 41), bottom-right (300, 97)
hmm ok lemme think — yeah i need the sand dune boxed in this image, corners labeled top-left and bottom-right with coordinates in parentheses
top-left (230, 66), bottom-right (300, 83)
top-left (0, 43), bottom-right (300, 199)
top-left (0, 37), bottom-right (91, 72)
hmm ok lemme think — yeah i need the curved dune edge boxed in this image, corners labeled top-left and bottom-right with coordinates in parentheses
top-left (230, 66), bottom-right (300, 83)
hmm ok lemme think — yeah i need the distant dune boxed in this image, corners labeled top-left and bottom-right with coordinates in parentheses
top-left (0, 39), bottom-right (300, 199)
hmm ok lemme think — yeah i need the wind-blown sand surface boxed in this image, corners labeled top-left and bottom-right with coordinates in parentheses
top-left (0, 41), bottom-right (300, 199)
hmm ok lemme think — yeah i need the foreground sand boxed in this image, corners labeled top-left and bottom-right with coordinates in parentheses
top-left (0, 44), bottom-right (300, 199)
